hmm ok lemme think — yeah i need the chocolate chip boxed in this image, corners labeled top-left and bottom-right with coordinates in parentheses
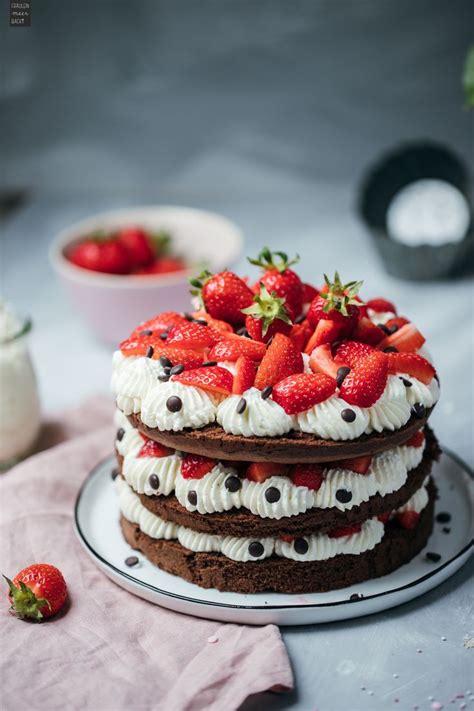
top-left (378, 323), bottom-right (398, 335)
top-left (158, 374), bottom-right (171, 382)
top-left (400, 377), bottom-right (412, 387)
top-left (336, 489), bottom-right (352, 503)
top-left (187, 490), bottom-right (197, 506)
top-left (111, 468), bottom-right (119, 480)
top-left (117, 428), bottom-right (125, 441)
top-left (377, 323), bottom-right (390, 334)
top-left (159, 355), bottom-right (173, 368)
top-left (442, 527), bottom-right (451, 534)
top-left (140, 329), bottom-right (153, 336)
top-left (383, 346), bottom-right (398, 353)
top-left (236, 327), bottom-right (249, 337)
top-left (294, 313), bottom-right (306, 324)
top-left (350, 593), bottom-right (363, 601)
top-left (434, 373), bottom-right (440, 384)
top-left (425, 552), bottom-right (441, 563)
top-left (436, 512), bottom-right (451, 523)
top-left (184, 312), bottom-right (194, 321)
top-left (170, 364), bottom-right (184, 375)
top-left (194, 319), bottom-right (208, 326)
top-left (225, 475), bottom-right (242, 492)
top-left (341, 408), bottom-right (356, 422)
top-left (159, 331), bottom-right (168, 340)
top-left (412, 403), bottom-right (425, 418)
top-left (336, 366), bottom-right (351, 387)
top-left (294, 538), bottom-right (309, 554)
top-left (261, 385), bottom-right (273, 400)
top-left (163, 366), bottom-right (171, 374)
top-left (202, 361), bottom-right (217, 367)
top-left (148, 474), bottom-right (159, 490)
top-left (125, 556), bottom-right (139, 567)
top-left (248, 541), bottom-right (265, 558)
top-left (236, 397), bottom-right (247, 414)
top-left (166, 396), bottom-right (182, 412)
top-left (265, 486), bottom-right (281, 503)
top-left (145, 345), bottom-right (154, 358)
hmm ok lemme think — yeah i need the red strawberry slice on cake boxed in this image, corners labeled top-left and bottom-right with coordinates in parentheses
top-left (309, 344), bottom-right (340, 379)
top-left (328, 524), bottom-right (362, 539)
top-left (181, 454), bottom-right (216, 479)
top-left (351, 317), bottom-right (386, 346)
top-left (339, 350), bottom-right (388, 407)
top-left (366, 297), bottom-right (397, 314)
top-left (304, 319), bottom-right (343, 354)
top-left (246, 462), bottom-right (287, 482)
top-left (232, 356), bottom-right (257, 394)
top-left (290, 464), bottom-right (324, 490)
top-left (166, 320), bottom-right (222, 349)
top-left (254, 333), bottom-right (304, 389)
top-left (119, 339), bottom-right (204, 368)
top-left (131, 311), bottom-right (186, 337)
top-left (272, 373), bottom-right (337, 415)
top-left (334, 340), bottom-right (375, 368)
top-left (378, 323), bottom-right (426, 353)
top-left (404, 430), bottom-right (425, 448)
top-left (335, 455), bottom-right (372, 474)
top-left (138, 438), bottom-right (174, 458)
top-left (395, 511), bottom-right (420, 529)
top-left (386, 352), bottom-right (436, 384)
top-left (208, 335), bottom-right (266, 363)
top-left (172, 365), bottom-right (233, 395)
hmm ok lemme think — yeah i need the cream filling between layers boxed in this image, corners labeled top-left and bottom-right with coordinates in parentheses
top-left (116, 477), bottom-right (386, 562)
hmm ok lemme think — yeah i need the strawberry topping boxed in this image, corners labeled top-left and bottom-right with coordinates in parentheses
top-left (181, 454), bottom-right (215, 479)
top-left (290, 464), bottom-right (324, 490)
top-left (246, 461), bottom-right (287, 482)
top-left (327, 524), bottom-right (362, 539)
top-left (138, 438), bottom-right (173, 458)
top-left (272, 373), bottom-right (337, 415)
top-left (232, 356), bottom-right (257, 394)
top-left (208, 335), bottom-right (266, 362)
top-left (172, 366), bottom-right (233, 395)
top-left (339, 350), bottom-right (388, 407)
top-left (254, 333), bottom-right (304, 389)
top-left (404, 430), bottom-right (425, 448)
top-left (386, 352), bottom-right (436, 384)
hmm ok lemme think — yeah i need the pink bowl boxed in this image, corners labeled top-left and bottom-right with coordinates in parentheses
top-left (50, 206), bottom-right (243, 345)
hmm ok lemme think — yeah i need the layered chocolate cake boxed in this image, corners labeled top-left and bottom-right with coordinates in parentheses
top-left (111, 251), bottom-right (440, 593)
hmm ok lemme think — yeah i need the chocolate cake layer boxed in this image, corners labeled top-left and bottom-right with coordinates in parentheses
top-left (120, 481), bottom-right (436, 593)
top-left (117, 427), bottom-right (439, 538)
top-left (128, 407), bottom-right (434, 463)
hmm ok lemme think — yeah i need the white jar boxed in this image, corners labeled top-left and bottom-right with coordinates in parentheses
top-left (0, 305), bottom-right (41, 470)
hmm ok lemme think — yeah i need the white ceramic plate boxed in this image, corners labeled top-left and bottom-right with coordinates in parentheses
top-left (74, 451), bottom-right (473, 626)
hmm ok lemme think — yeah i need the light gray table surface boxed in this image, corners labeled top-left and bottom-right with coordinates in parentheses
top-left (1, 185), bottom-right (473, 711)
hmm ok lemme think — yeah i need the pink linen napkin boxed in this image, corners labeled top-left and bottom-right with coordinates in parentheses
top-left (0, 397), bottom-right (293, 711)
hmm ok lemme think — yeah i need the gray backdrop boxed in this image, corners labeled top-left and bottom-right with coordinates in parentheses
top-left (1, 0), bottom-right (472, 195)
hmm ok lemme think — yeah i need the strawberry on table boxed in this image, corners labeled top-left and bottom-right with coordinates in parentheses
top-left (4, 564), bottom-right (67, 621)
top-left (306, 272), bottom-right (362, 334)
top-left (181, 454), bottom-right (216, 479)
top-left (246, 461), bottom-right (287, 482)
top-left (339, 350), bottom-right (388, 407)
top-left (116, 226), bottom-right (155, 268)
top-left (172, 365), bottom-right (234, 395)
top-left (366, 298), bottom-right (397, 315)
top-left (386, 352), bottom-right (436, 384)
top-left (241, 284), bottom-right (293, 343)
top-left (290, 464), bottom-right (324, 490)
top-left (378, 323), bottom-right (426, 353)
top-left (208, 334), bottom-right (266, 362)
top-left (190, 270), bottom-right (254, 325)
top-left (232, 356), bottom-right (257, 394)
top-left (166, 320), bottom-right (222, 349)
top-left (138, 438), bottom-right (174, 458)
top-left (272, 373), bottom-right (337, 414)
top-left (248, 247), bottom-right (304, 316)
top-left (254, 333), bottom-right (304, 389)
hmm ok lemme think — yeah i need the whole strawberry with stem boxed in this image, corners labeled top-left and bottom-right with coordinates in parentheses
top-left (307, 272), bottom-right (363, 334)
top-left (189, 270), bottom-right (254, 326)
top-left (4, 564), bottom-right (67, 621)
top-left (248, 247), bottom-right (304, 316)
top-left (241, 284), bottom-right (293, 343)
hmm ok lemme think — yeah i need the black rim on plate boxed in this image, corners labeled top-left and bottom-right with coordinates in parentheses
top-left (74, 450), bottom-right (473, 611)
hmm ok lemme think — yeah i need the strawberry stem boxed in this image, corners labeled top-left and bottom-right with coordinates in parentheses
top-left (248, 246), bottom-right (299, 273)
top-left (3, 575), bottom-right (51, 622)
top-left (188, 269), bottom-right (213, 307)
top-left (241, 284), bottom-right (292, 335)
top-left (320, 272), bottom-right (364, 316)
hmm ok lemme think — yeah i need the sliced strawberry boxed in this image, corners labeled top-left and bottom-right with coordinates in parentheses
top-left (119, 339), bottom-right (204, 368)
top-left (254, 333), bottom-right (304, 389)
top-left (302, 282), bottom-right (319, 303)
top-left (138, 438), bottom-right (174, 458)
top-left (366, 297), bottom-right (396, 314)
top-left (272, 373), bottom-right (337, 415)
top-left (395, 510), bottom-right (420, 529)
top-left (334, 340), bottom-right (375, 368)
top-left (191, 309), bottom-right (234, 334)
top-left (246, 461), bottom-right (287, 482)
top-left (166, 320), bottom-right (222, 349)
top-left (386, 352), bottom-right (435, 384)
top-left (385, 316), bottom-right (410, 330)
top-left (309, 344), bottom-right (340, 379)
top-left (131, 311), bottom-right (185, 337)
top-left (290, 464), bottom-right (324, 490)
top-left (352, 317), bottom-right (386, 346)
top-left (335, 455), bottom-right (372, 474)
top-left (378, 511), bottom-right (391, 524)
top-left (280, 534), bottom-right (296, 543)
top-left (339, 350), bottom-right (388, 407)
top-left (172, 366), bottom-right (233, 395)
top-left (378, 323), bottom-right (426, 353)
top-left (289, 321), bottom-right (312, 351)
top-left (328, 524), bottom-right (362, 539)
top-left (208, 335), bottom-right (266, 362)
top-left (304, 319), bottom-right (342, 355)
top-left (181, 454), bottom-right (215, 479)
top-left (232, 356), bottom-right (256, 394)
top-left (404, 430), bottom-right (425, 448)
